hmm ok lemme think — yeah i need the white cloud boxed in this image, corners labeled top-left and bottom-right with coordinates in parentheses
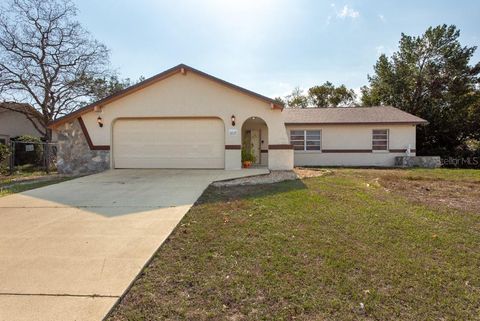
top-left (375, 45), bottom-right (395, 56)
top-left (375, 45), bottom-right (385, 55)
top-left (326, 15), bottom-right (332, 25)
top-left (337, 5), bottom-right (359, 19)
top-left (378, 14), bottom-right (385, 22)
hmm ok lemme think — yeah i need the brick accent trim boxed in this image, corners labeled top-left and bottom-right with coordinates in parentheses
top-left (269, 144), bottom-right (294, 150)
top-left (322, 149), bottom-right (372, 153)
top-left (225, 145), bottom-right (241, 150)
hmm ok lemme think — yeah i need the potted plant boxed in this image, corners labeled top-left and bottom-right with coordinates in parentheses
top-left (241, 147), bottom-right (256, 168)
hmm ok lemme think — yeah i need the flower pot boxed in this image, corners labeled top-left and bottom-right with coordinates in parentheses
top-left (242, 161), bottom-right (252, 168)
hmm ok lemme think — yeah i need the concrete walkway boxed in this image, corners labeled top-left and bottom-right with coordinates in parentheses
top-left (0, 169), bottom-right (268, 321)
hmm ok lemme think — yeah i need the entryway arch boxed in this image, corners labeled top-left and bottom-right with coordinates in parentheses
top-left (241, 116), bottom-right (268, 167)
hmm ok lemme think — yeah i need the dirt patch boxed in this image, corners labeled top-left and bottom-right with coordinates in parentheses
top-left (212, 168), bottom-right (330, 187)
top-left (294, 167), bottom-right (332, 179)
top-left (380, 177), bottom-right (480, 213)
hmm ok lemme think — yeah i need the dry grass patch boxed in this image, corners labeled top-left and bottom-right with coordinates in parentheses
top-left (333, 168), bottom-right (480, 213)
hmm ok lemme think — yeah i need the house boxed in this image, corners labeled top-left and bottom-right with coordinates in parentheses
top-left (0, 102), bottom-right (43, 145)
top-left (49, 64), bottom-right (427, 174)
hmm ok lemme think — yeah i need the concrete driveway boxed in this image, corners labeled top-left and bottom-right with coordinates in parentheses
top-left (0, 169), bottom-right (268, 321)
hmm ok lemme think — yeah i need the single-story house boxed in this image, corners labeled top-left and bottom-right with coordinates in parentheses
top-left (49, 64), bottom-right (427, 174)
top-left (0, 102), bottom-right (43, 144)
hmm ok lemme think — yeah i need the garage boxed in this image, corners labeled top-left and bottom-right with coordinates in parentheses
top-left (113, 118), bottom-right (225, 169)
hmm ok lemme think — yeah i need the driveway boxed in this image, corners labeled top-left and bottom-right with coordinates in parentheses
top-left (0, 169), bottom-right (268, 321)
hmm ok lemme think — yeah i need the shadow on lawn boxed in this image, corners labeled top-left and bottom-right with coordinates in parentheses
top-left (196, 178), bottom-right (308, 206)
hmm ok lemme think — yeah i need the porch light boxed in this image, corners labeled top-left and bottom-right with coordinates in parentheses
top-left (97, 115), bottom-right (104, 127)
top-left (231, 115), bottom-right (236, 126)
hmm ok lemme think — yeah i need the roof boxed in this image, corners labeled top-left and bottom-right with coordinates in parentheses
top-left (0, 102), bottom-right (42, 117)
top-left (49, 64), bottom-right (283, 128)
top-left (283, 106), bottom-right (428, 125)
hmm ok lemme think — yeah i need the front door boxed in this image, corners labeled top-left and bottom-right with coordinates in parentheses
top-left (250, 129), bottom-right (261, 164)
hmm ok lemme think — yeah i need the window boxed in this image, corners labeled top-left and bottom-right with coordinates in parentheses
top-left (290, 130), bottom-right (321, 151)
top-left (290, 130), bottom-right (305, 150)
top-left (372, 129), bottom-right (389, 151)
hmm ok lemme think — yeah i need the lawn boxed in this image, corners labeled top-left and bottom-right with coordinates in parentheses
top-left (107, 168), bottom-right (480, 321)
top-left (0, 165), bottom-right (71, 197)
top-left (0, 177), bottom-right (72, 197)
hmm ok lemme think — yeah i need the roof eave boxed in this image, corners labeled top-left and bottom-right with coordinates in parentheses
top-left (284, 121), bottom-right (428, 125)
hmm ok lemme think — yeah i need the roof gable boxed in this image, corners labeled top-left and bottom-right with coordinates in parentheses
top-left (49, 64), bottom-right (283, 128)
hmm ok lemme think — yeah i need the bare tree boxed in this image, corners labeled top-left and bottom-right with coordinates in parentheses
top-left (0, 0), bottom-right (110, 140)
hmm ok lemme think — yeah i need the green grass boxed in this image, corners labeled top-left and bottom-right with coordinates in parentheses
top-left (0, 164), bottom-right (55, 185)
top-left (107, 169), bottom-right (480, 321)
top-left (0, 177), bottom-right (72, 197)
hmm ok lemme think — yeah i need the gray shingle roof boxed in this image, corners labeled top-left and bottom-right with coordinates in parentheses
top-left (283, 106), bottom-right (428, 125)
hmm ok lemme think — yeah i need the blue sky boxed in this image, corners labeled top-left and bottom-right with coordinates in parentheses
top-left (75, 0), bottom-right (480, 98)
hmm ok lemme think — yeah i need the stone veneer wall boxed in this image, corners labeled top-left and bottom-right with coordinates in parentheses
top-left (395, 156), bottom-right (441, 168)
top-left (56, 119), bottom-right (110, 175)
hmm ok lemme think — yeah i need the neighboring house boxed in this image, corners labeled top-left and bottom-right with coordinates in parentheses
top-left (0, 102), bottom-right (43, 144)
top-left (49, 64), bottom-right (427, 174)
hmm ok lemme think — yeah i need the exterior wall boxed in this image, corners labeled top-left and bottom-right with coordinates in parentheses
top-left (269, 149), bottom-right (294, 170)
top-left (56, 119), bottom-right (110, 174)
top-left (0, 109), bottom-right (42, 141)
top-left (74, 71), bottom-right (292, 171)
top-left (286, 124), bottom-right (417, 167)
top-left (225, 150), bottom-right (241, 170)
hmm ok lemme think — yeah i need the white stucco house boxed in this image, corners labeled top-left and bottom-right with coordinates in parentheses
top-left (0, 103), bottom-right (43, 145)
top-left (49, 64), bottom-right (427, 174)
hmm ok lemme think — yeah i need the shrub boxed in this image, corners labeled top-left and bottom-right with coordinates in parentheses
top-left (241, 146), bottom-right (256, 163)
top-left (0, 143), bottom-right (11, 164)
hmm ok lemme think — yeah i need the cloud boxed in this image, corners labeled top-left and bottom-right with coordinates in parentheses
top-left (378, 14), bottom-right (385, 22)
top-left (375, 45), bottom-right (385, 55)
top-left (337, 5), bottom-right (359, 19)
top-left (375, 45), bottom-right (395, 56)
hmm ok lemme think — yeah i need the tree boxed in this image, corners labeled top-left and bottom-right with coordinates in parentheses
top-left (308, 81), bottom-right (356, 107)
top-left (286, 87), bottom-right (308, 108)
top-left (273, 96), bottom-right (286, 106)
top-left (83, 75), bottom-right (145, 103)
top-left (0, 0), bottom-right (110, 140)
top-left (361, 25), bottom-right (480, 157)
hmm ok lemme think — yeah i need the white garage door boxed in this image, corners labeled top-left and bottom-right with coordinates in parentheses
top-left (113, 118), bottom-right (225, 168)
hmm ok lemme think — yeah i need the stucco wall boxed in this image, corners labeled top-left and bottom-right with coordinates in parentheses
top-left (75, 71), bottom-right (292, 170)
top-left (286, 124), bottom-right (416, 167)
top-left (0, 109), bottom-right (42, 140)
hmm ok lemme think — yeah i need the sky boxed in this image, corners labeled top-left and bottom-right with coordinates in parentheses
top-left (75, 0), bottom-right (480, 98)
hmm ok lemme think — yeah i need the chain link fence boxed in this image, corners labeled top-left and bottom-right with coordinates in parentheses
top-left (8, 141), bottom-right (57, 174)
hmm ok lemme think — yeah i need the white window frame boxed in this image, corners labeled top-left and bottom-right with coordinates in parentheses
top-left (290, 130), bottom-right (321, 152)
top-left (372, 129), bottom-right (389, 152)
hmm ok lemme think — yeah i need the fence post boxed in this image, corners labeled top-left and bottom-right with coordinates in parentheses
top-left (9, 141), bottom-right (15, 175)
top-left (45, 142), bottom-right (50, 174)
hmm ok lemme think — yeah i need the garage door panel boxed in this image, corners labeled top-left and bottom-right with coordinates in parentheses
top-left (113, 118), bottom-right (224, 169)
